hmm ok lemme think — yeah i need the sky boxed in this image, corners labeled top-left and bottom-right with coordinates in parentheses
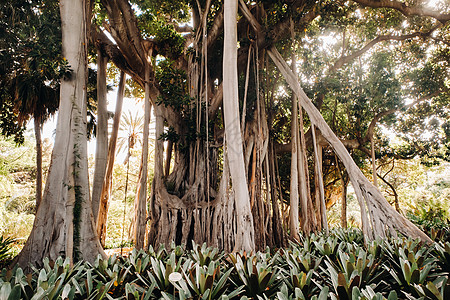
top-left (40, 87), bottom-right (145, 159)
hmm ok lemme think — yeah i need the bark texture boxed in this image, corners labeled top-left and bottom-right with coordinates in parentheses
top-left (34, 116), bottom-right (42, 210)
top-left (92, 49), bottom-right (109, 222)
top-left (16, 0), bottom-right (105, 268)
top-left (134, 64), bottom-right (151, 250)
top-left (223, 0), bottom-right (255, 252)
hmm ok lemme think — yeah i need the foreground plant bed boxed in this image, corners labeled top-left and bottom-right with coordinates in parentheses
top-left (1, 229), bottom-right (449, 299)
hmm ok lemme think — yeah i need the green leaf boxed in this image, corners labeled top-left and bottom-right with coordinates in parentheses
top-left (387, 291), bottom-right (398, 300)
top-left (30, 287), bottom-right (46, 300)
top-left (401, 260), bottom-right (412, 285)
top-left (0, 282), bottom-right (11, 300)
top-left (425, 281), bottom-right (443, 300)
top-left (318, 286), bottom-right (329, 300)
top-left (61, 284), bottom-right (71, 299)
top-left (37, 269), bottom-right (47, 287)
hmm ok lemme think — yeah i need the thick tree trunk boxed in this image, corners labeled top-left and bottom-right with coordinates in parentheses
top-left (16, 0), bottom-right (105, 268)
top-left (268, 46), bottom-right (431, 243)
top-left (92, 49), bottom-right (109, 221)
top-left (223, 0), bottom-right (255, 252)
top-left (34, 115), bottom-right (42, 210)
top-left (96, 71), bottom-right (126, 246)
top-left (134, 64), bottom-right (151, 250)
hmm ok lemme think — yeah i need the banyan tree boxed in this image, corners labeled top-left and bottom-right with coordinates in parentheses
top-left (17, 0), bottom-right (450, 266)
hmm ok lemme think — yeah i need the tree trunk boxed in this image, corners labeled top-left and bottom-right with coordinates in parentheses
top-left (312, 127), bottom-right (328, 233)
top-left (16, 0), bottom-right (105, 268)
top-left (371, 135), bottom-right (378, 187)
top-left (289, 22), bottom-right (300, 241)
top-left (268, 46), bottom-right (431, 243)
top-left (92, 49), bottom-right (109, 221)
top-left (341, 178), bottom-right (348, 228)
top-left (34, 115), bottom-right (42, 210)
top-left (134, 63), bottom-right (151, 250)
top-left (297, 107), bottom-right (316, 234)
top-left (223, 0), bottom-right (255, 252)
top-left (164, 140), bottom-right (173, 178)
top-left (289, 106), bottom-right (300, 241)
top-left (336, 155), bottom-right (348, 228)
top-left (96, 71), bottom-right (126, 246)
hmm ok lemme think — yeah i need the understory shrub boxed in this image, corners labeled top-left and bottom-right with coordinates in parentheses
top-left (1, 229), bottom-right (449, 299)
top-left (407, 201), bottom-right (450, 243)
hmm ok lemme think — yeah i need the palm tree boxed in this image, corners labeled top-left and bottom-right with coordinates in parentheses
top-left (2, 0), bottom-right (65, 209)
top-left (13, 73), bottom-right (59, 209)
top-left (117, 110), bottom-right (145, 164)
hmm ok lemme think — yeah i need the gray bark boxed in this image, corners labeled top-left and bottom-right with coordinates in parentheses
top-left (223, 0), bottom-right (255, 252)
top-left (16, 0), bottom-right (105, 268)
top-left (134, 63), bottom-right (151, 250)
top-left (34, 116), bottom-right (42, 210)
top-left (92, 49), bottom-right (109, 221)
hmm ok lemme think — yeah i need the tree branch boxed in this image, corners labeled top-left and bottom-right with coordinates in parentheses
top-left (331, 26), bottom-right (439, 72)
top-left (364, 90), bottom-right (441, 142)
top-left (352, 0), bottom-right (450, 23)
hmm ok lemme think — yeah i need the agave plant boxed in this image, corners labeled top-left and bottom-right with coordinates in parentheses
top-left (282, 247), bottom-right (320, 297)
top-left (139, 252), bottom-right (189, 298)
top-left (147, 244), bottom-right (170, 260)
top-left (408, 276), bottom-right (450, 300)
top-left (332, 228), bottom-right (365, 245)
top-left (313, 235), bottom-right (340, 259)
top-left (383, 238), bottom-right (436, 287)
top-left (90, 254), bottom-right (133, 297)
top-left (169, 260), bottom-right (242, 299)
top-left (349, 286), bottom-right (399, 300)
top-left (433, 241), bottom-right (450, 275)
top-left (189, 242), bottom-right (223, 267)
top-left (0, 257), bottom-right (109, 300)
top-left (321, 246), bottom-right (388, 299)
top-left (228, 250), bottom-right (283, 299)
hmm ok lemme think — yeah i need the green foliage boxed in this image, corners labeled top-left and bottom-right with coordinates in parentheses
top-left (154, 24), bottom-right (186, 59)
top-left (0, 134), bottom-right (41, 251)
top-left (1, 229), bottom-right (450, 299)
top-left (408, 206), bottom-right (450, 242)
top-left (229, 250), bottom-right (283, 299)
top-left (156, 60), bottom-right (191, 111)
top-left (0, 0), bottom-right (66, 143)
top-left (0, 237), bottom-right (14, 269)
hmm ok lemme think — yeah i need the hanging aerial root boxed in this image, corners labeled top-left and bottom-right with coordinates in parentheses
top-left (267, 46), bottom-right (432, 244)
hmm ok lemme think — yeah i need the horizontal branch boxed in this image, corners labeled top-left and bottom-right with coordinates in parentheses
top-left (352, 0), bottom-right (450, 23)
top-left (365, 90), bottom-right (442, 141)
top-left (331, 27), bottom-right (439, 72)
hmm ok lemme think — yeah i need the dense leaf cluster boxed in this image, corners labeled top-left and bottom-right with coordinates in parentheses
top-left (0, 0), bottom-right (66, 143)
